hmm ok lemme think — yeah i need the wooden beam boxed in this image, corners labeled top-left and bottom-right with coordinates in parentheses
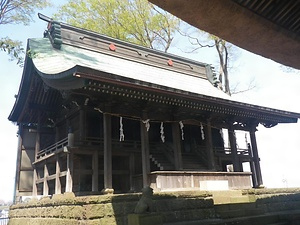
top-left (172, 122), bottom-right (183, 170)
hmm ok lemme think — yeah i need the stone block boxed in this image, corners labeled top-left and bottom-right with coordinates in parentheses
top-left (127, 213), bottom-right (162, 225)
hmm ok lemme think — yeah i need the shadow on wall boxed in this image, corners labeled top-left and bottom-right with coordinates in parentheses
top-left (7, 188), bottom-right (300, 225)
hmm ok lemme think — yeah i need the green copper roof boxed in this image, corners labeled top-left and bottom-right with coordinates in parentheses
top-left (29, 38), bottom-right (231, 101)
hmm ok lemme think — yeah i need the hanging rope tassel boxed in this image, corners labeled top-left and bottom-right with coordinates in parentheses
top-left (160, 122), bottom-right (165, 143)
top-left (179, 121), bottom-right (184, 140)
top-left (200, 123), bottom-right (205, 140)
top-left (120, 117), bottom-right (125, 142)
top-left (142, 119), bottom-right (150, 132)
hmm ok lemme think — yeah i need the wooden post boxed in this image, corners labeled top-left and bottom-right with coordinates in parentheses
top-left (247, 143), bottom-right (258, 188)
top-left (65, 151), bottom-right (73, 192)
top-left (79, 109), bottom-right (86, 142)
top-left (172, 122), bottom-right (183, 170)
top-left (32, 168), bottom-right (38, 197)
top-left (250, 125), bottom-right (263, 187)
top-left (43, 163), bottom-right (49, 196)
top-left (129, 153), bottom-right (135, 191)
top-left (140, 113), bottom-right (150, 187)
top-left (103, 113), bottom-right (113, 193)
top-left (228, 123), bottom-right (241, 172)
top-left (205, 119), bottom-right (216, 170)
top-left (92, 150), bottom-right (99, 192)
top-left (33, 115), bottom-right (41, 196)
top-left (55, 155), bottom-right (61, 194)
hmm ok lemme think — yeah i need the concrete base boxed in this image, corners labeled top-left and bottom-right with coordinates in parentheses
top-left (200, 180), bottom-right (229, 191)
top-left (128, 213), bottom-right (163, 225)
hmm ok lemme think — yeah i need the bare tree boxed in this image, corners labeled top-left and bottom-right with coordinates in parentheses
top-left (178, 26), bottom-right (255, 96)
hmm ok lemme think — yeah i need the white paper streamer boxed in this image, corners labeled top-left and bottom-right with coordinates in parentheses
top-left (119, 117), bottom-right (125, 141)
top-left (94, 107), bottom-right (103, 113)
top-left (84, 98), bottom-right (89, 106)
top-left (72, 101), bottom-right (79, 107)
top-left (160, 122), bottom-right (165, 143)
top-left (179, 121), bottom-right (184, 140)
top-left (200, 123), bottom-right (205, 140)
top-left (142, 119), bottom-right (150, 132)
top-left (220, 129), bottom-right (224, 144)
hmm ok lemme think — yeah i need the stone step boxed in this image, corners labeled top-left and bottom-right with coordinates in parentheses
top-left (212, 190), bottom-right (251, 204)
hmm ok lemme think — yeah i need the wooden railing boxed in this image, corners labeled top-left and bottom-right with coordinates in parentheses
top-left (80, 136), bottom-right (142, 152)
top-left (37, 137), bottom-right (68, 159)
top-left (0, 217), bottom-right (9, 225)
top-left (214, 147), bottom-right (250, 156)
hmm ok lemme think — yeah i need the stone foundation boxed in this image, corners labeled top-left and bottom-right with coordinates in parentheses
top-left (8, 188), bottom-right (300, 225)
top-left (9, 191), bottom-right (214, 225)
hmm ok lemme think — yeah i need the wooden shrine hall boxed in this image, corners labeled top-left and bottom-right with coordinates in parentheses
top-left (9, 16), bottom-right (300, 201)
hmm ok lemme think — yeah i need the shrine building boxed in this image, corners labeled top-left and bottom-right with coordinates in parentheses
top-left (9, 16), bottom-right (300, 201)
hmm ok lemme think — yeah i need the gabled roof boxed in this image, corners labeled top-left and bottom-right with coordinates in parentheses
top-left (29, 38), bottom-right (227, 100)
top-left (8, 17), bottom-right (300, 126)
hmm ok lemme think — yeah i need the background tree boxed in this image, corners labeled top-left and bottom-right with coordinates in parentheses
top-left (0, 0), bottom-right (51, 65)
top-left (179, 26), bottom-right (255, 96)
top-left (55, 0), bottom-right (180, 52)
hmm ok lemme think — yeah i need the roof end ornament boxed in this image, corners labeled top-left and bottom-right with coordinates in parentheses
top-left (38, 13), bottom-right (62, 50)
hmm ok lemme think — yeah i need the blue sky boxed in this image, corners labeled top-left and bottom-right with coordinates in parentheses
top-left (1, 1), bottom-right (300, 202)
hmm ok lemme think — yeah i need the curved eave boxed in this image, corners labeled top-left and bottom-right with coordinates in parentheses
top-left (8, 49), bottom-right (34, 123)
top-left (79, 69), bottom-right (300, 125)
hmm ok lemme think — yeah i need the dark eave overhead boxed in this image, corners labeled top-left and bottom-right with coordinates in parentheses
top-left (148, 0), bottom-right (300, 70)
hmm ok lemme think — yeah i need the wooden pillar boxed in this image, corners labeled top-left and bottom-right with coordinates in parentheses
top-left (103, 113), bottom-right (113, 193)
top-left (205, 119), bottom-right (216, 170)
top-left (65, 151), bottom-right (73, 192)
top-left (55, 155), bottom-right (61, 194)
top-left (33, 114), bottom-right (41, 196)
top-left (247, 143), bottom-right (258, 188)
top-left (43, 163), bottom-right (49, 196)
top-left (32, 168), bottom-right (38, 197)
top-left (79, 109), bottom-right (86, 142)
top-left (172, 122), bottom-right (183, 170)
top-left (129, 153), bottom-right (135, 191)
top-left (140, 114), bottom-right (150, 187)
top-left (55, 126), bottom-right (59, 142)
top-left (250, 125), bottom-right (263, 187)
top-left (92, 150), bottom-right (99, 192)
top-left (228, 123), bottom-right (241, 172)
